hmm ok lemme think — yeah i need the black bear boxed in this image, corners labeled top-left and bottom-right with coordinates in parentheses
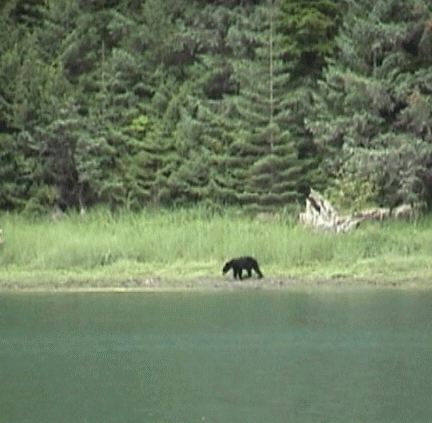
top-left (222, 256), bottom-right (263, 280)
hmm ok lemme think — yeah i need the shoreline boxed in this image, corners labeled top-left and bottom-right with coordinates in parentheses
top-left (0, 275), bottom-right (430, 293)
top-left (2, 209), bottom-right (432, 294)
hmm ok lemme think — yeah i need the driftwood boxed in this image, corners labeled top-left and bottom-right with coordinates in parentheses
top-left (299, 189), bottom-right (362, 233)
top-left (299, 189), bottom-right (416, 233)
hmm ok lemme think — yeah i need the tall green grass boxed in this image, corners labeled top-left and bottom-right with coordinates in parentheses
top-left (1, 207), bottom-right (432, 284)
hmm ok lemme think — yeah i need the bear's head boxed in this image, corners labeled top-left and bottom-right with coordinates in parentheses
top-left (222, 260), bottom-right (233, 275)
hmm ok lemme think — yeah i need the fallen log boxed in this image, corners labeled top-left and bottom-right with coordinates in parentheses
top-left (299, 189), bottom-right (362, 233)
top-left (299, 189), bottom-right (415, 233)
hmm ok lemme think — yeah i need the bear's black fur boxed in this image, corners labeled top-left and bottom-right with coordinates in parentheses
top-left (222, 256), bottom-right (263, 280)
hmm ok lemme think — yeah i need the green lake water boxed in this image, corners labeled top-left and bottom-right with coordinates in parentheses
top-left (0, 289), bottom-right (431, 423)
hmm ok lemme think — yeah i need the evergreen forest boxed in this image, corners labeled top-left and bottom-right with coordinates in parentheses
top-left (1, 0), bottom-right (432, 214)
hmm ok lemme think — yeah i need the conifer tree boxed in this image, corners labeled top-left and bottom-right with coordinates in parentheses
top-left (149, 3), bottom-right (244, 207)
top-left (226, 0), bottom-right (302, 211)
top-left (309, 0), bottom-right (432, 209)
top-left (277, 0), bottom-right (341, 195)
top-left (279, 0), bottom-right (341, 79)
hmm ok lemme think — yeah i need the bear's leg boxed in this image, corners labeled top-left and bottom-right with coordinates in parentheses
top-left (247, 268), bottom-right (252, 278)
top-left (253, 264), bottom-right (263, 278)
top-left (238, 268), bottom-right (243, 280)
top-left (233, 268), bottom-right (239, 279)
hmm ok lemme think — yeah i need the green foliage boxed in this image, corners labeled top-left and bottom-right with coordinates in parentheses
top-left (0, 134), bottom-right (30, 210)
top-left (0, 0), bottom-right (329, 213)
top-left (1, 0), bottom-right (430, 214)
top-left (309, 0), bottom-right (432, 208)
top-left (325, 167), bottom-right (378, 212)
top-left (277, 0), bottom-right (343, 197)
top-left (224, 1), bottom-right (304, 211)
top-left (279, 0), bottom-right (342, 78)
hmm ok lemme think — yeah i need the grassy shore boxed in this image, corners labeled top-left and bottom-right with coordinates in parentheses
top-left (0, 208), bottom-right (432, 291)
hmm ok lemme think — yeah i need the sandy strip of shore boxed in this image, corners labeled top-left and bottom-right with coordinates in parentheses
top-left (0, 276), bottom-right (428, 293)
